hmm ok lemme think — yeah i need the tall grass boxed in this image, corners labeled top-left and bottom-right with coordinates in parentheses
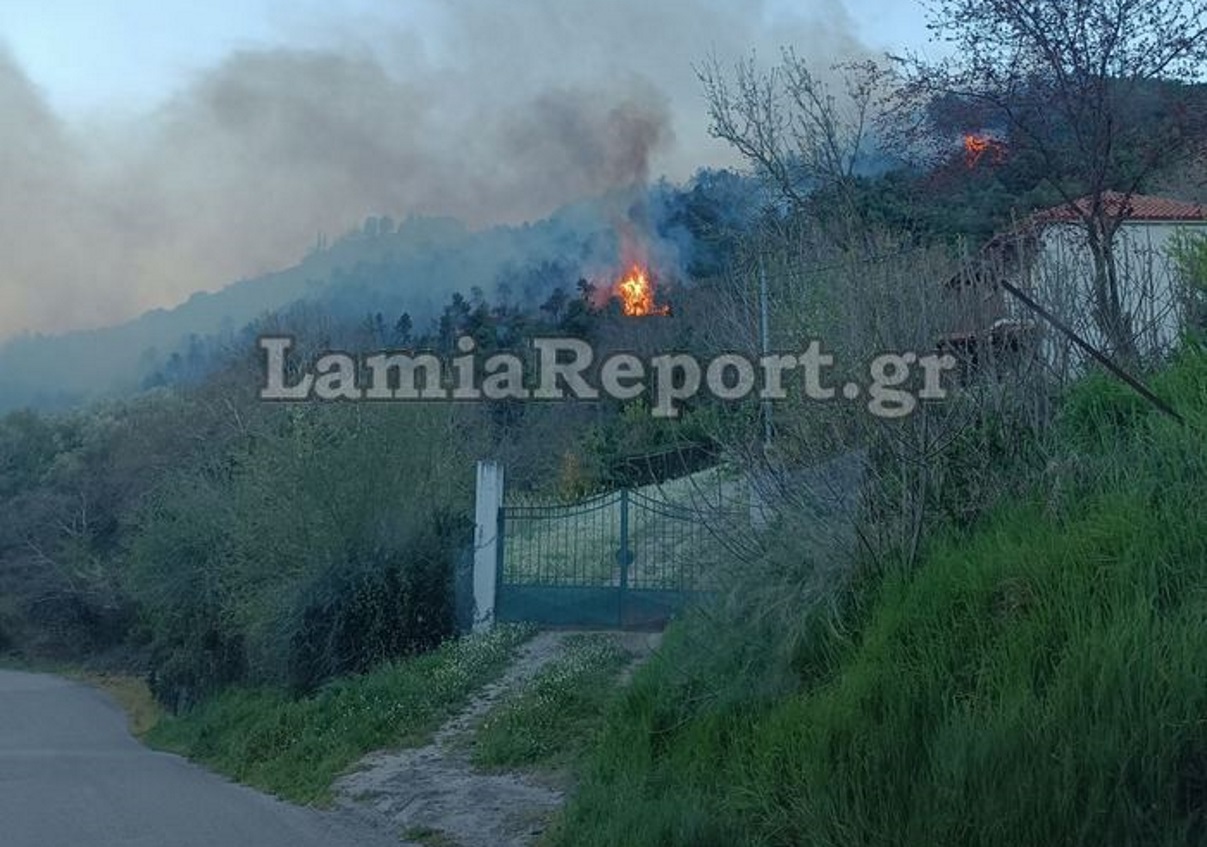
top-left (472, 634), bottom-right (630, 770)
top-left (147, 624), bottom-right (532, 805)
top-left (553, 349), bottom-right (1207, 846)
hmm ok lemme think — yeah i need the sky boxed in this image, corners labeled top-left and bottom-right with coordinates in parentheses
top-left (0, 0), bottom-right (937, 340)
top-left (0, 0), bottom-right (935, 117)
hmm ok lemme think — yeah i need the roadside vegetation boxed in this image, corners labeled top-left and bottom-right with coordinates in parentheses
top-left (471, 634), bottom-right (631, 771)
top-left (80, 673), bottom-right (164, 737)
top-left (146, 624), bottom-right (532, 805)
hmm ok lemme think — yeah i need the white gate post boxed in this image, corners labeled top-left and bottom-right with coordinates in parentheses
top-left (472, 460), bottom-right (505, 632)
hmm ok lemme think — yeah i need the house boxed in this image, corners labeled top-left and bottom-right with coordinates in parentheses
top-left (941, 192), bottom-right (1207, 380)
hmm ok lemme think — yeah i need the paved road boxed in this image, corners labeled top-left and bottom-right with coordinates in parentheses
top-left (0, 670), bottom-right (399, 847)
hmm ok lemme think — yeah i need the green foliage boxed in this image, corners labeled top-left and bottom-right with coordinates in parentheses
top-left (578, 401), bottom-right (722, 491)
top-left (928, 402), bottom-right (1047, 531)
top-left (1053, 347), bottom-right (1204, 459)
top-left (554, 351), bottom-right (1207, 847)
top-left (285, 528), bottom-right (457, 694)
top-left (1171, 230), bottom-right (1207, 339)
top-left (146, 625), bottom-right (532, 805)
top-left (1055, 368), bottom-right (1154, 452)
top-left (0, 409), bottom-right (60, 498)
top-left (126, 402), bottom-right (475, 706)
top-left (0, 394), bottom-right (200, 657)
top-left (471, 635), bottom-right (630, 769)
top-left (1172, 230), bottom-right (1207, 289)
top-left (126, 472), bottom-right (245, 708)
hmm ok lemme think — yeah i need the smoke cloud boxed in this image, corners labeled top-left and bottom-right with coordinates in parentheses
top-left (0, 0), bottom-right (867, 340)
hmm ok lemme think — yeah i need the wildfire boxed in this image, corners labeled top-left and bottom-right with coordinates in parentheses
top-left (963, 133), bottom-right (1006, 168)
top-left (614, 264), bottom-right (669, 317)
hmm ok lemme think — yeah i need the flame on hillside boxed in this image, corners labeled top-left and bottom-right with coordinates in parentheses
top-left (614, 264), bottom-right (669, 317)
top-left (964, 133), bottom-right (1007, 168)
top-left (607, 218), bottom-right (670, 317)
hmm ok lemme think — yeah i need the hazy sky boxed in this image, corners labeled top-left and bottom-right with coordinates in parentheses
top-left (0, 1), bottom-right (935, 116)
top-left (0, 1), bottom-right (937, 340)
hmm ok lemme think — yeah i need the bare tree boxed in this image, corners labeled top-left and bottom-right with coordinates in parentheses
top-left (894, 0), bottom-right (1207, 360)
top-left (693, 41), bottom-right (1058, 656)
top-left (697, 50), bottom-right (886, 218)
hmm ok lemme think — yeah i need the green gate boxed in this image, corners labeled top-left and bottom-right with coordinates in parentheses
top-left (495, 488), bottom-right (735, 629)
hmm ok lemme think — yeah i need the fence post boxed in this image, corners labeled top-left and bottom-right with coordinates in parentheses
top-left (473, 460), bottom-right (505, 632)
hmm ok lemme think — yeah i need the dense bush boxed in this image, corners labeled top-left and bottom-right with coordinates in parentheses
top-left (1056, 368), bottom-right (1154, 451)
top-left (285, 521), bottom-right (465, 694)
top-left (126, 402), bottom-right (476, 708)
top-left (1171, 232), bottom-right (1207, 337)
top-left (126, 468), bottom-right (246, 709)
top-left (0, 400), bottom-right (172, 659)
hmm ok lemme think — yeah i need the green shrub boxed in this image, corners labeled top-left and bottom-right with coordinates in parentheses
top-left (1056, 368), bottom-right (1152, 450)
top-left (126, 470), bottom-right (244, 710)
top-left (126, 403), bottom-right (474, 706)
top-left (929, 400), bottom-right (1047, 530)
top-left (1171, 230), bottom-right (1207, 338)
top-left (285, 520), bottom-right (465, 694)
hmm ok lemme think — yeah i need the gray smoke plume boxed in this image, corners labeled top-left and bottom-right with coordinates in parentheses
top-left (0, 0), bottom-right (866, 340)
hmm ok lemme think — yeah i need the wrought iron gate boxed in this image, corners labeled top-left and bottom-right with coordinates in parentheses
top-left (494, 488), bottom-right (733, 629)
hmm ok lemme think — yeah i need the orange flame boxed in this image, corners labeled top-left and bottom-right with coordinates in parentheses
top-left (964, 133), bottom-right (1006, 168)
top-left (614, 265), bottom-right (669, 317)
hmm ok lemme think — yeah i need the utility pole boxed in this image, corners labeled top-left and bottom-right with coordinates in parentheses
top-left (759, 251), bottom-right (773, 449)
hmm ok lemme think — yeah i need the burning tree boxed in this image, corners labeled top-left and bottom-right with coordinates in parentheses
top-left (894, 0), bottom-right (1207, 361)
top-left (963, 133), bottom-right (1006, 169)
top-left (613, 265), bottom-right (670, 317)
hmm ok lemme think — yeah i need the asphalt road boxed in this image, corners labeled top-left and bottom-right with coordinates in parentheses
top-left (0, 670), bottom-right (399, 847)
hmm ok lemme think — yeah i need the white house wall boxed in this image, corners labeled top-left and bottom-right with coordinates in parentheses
top-left (1026, 220), bottom-right (1205, 374)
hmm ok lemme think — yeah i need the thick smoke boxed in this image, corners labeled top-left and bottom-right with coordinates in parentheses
top-left (0, 0), bottom-right (866, 340)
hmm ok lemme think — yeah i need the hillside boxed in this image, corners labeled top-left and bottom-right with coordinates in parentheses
top-left (0, 183), bottom-right (732, 412)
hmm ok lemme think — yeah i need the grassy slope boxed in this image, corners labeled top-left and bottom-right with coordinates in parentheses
top-left (554, 351), bottom-right (1207, 847)
top-left (472, 634), bottom-right (631, 770)
top-left (147, 625), bottom-right (533, 805)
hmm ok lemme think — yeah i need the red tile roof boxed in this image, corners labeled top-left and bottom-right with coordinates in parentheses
top-left (1032, 191), bottom-right (1207, 223)
top-left (944, 191), bottom-right (1207, 289)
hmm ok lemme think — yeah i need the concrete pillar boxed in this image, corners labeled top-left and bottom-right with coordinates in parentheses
top-left (472, 460), bottom-right (505, 632)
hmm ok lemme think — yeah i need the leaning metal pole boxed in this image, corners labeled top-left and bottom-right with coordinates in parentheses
top-left (998, 277), bottom-right (1185, 425)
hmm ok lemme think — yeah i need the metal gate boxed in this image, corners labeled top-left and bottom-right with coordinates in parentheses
top-left (494, 488), bottom-right (735, 629)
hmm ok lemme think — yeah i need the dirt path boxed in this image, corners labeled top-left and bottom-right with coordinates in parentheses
top-left (336, 629), bottom-right (662, 847)
top-left (335, 630), bottom-right (573, 847)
